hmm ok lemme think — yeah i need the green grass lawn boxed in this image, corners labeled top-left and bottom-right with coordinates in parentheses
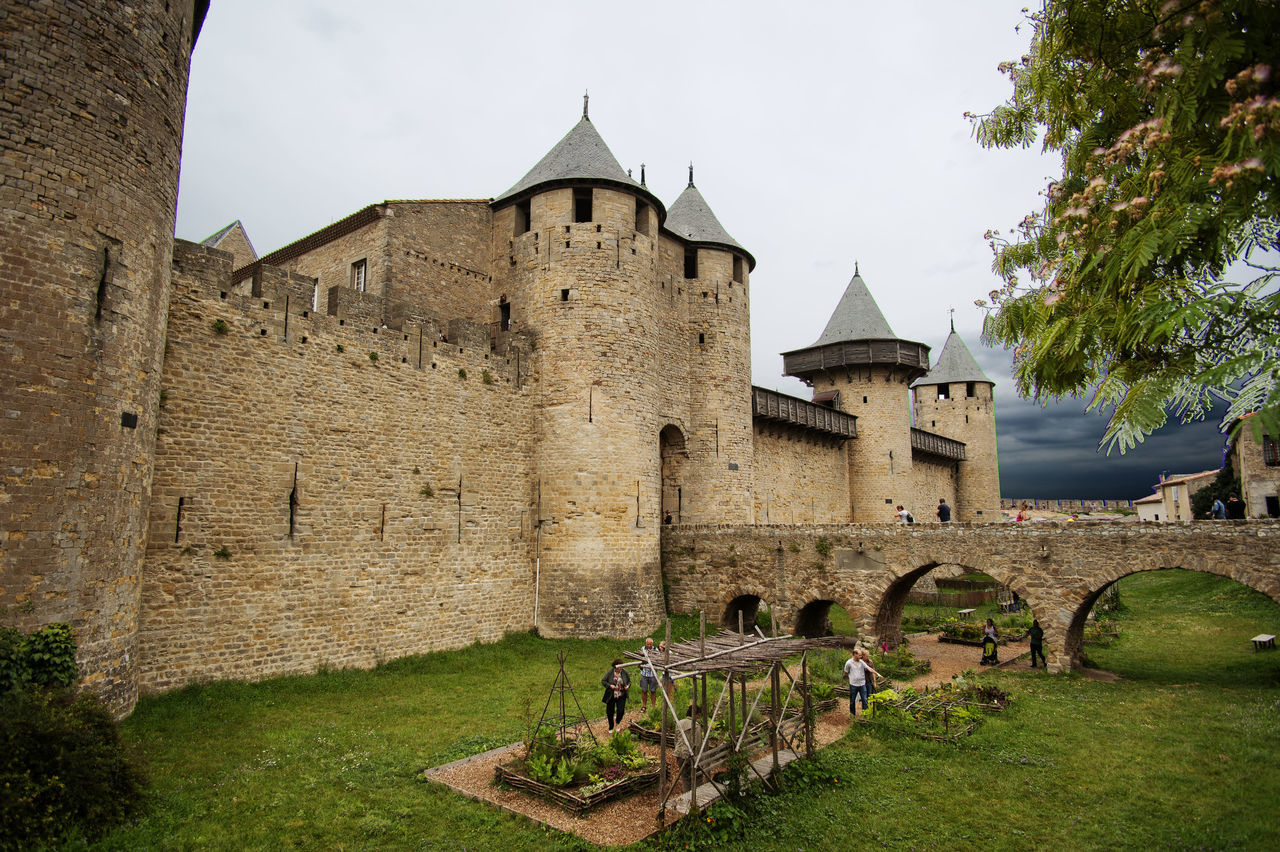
top-left (95, 570), bottom-right (1280, 850)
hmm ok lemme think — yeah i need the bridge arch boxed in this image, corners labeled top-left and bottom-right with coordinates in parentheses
top-left (793, 598), bottom-right (862, 638)
top-left (1062, 552), bottom-right (1280, 667)
top-left (722, 592), bottom-right (775, 634)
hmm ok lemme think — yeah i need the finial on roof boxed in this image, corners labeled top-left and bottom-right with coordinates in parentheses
top-left (949, 307), bottom-right (955, 333)
top-left (640, 163), bottom-right (646, 187)
top-left (855, 261), bottom-right (859, 276)
top-left (583, 90), bottom-right (589, 119)
top-left (688, 163), bottom-right (695, 187)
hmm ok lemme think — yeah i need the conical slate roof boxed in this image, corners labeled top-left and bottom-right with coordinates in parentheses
top-left (911, 329), bottom-right (994, 387)
top-left (665, 176), bottom-right (755, 269)
top-left (808, 268), bottom-right (897, 346)
top-left (494, 115), bottom-right (645, 205)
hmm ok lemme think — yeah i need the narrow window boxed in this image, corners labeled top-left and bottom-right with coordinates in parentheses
top-left (499, 299), bottom-right (511, 331)
top-left (684, 247), bottom-right (698, 279)
top-left (937, 385), bottom-right (950, 400)
top-left (732, 255), bottom-right (744, 283)
top-left (560, 289), bottom-right (570, 302)
top-left (966, 381), bottom-right (976, 398)
top-left (698, 333), bottom-right (705, 344)
top-left (635, 200), bottom-right (650, 235)
top-left (514, 199), bottom-right (531, 234)
top-left (351, 258), bottom-right (367, 292)
top-left (573, 188), bottom-right (592, 223)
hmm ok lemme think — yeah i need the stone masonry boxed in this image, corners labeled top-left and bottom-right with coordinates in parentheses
top-left (661, 521), bottom-right (1280, 672)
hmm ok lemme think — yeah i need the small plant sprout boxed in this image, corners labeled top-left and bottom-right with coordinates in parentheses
top-left (482, 370), bottom-right (495, 385)
top-left (336, 344), bottom-right (345, 353)
top-left (368, 351), bottom-right (378, 362)
top-left (458, 368), bottom-right (467, 379)
top-left (213, 547), bottom-right (231, 560)
top-left (211, 318), bottom-right (229, 335)
top-left (419, 484), bottom-right (433, 498)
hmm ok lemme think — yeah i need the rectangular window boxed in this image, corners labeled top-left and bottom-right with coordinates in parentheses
top-left (937, 385), bottom-right (950, 400)
top-left (1264, 435), bottom-right (1279, 467)
top-left (573, 188), bottom-right (593, 223)
top-left (515, 199), bottom-right (531, 234)
top-left (351, 258), bottom-right (367, 293)
top-left (684, 247), bottom-right (698, 279)
top-left (634, 200), bottom-right (650, 235)
top-left (732, 255), bottom-right (744, 283)
top-left (966, 381), bottom-right (976, 398)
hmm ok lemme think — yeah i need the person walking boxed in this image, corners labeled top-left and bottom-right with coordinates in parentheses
top-left (843, 647), bottom-right (881, 717)
top-left (1028, 619), bottom-right (1046, 668)
top-left (895, 505), bottom-right (914, 524)
top-left (1211, 495), bottom-right (1227, 519)
top-left (638, 638), bottom-right (659, 712)
top-left (600, 659), bottom-right (630, 731)
top-left (936, 498), bottom-right (952, 523)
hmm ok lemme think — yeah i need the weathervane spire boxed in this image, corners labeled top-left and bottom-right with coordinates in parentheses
top-left (583, 90), bottom-right (589, 119)
top-left (948, 307), bottom-right (955, 333)
top-left (688, 162), bottom-right (695, 187)
top-left (640, 162), bottom-right (646, 186)
top-left (855, 260), bottom-right (859, 276)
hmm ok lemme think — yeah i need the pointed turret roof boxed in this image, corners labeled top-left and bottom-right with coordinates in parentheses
top-left (664, 167), bottom-right (755, 269)
top-left (781, 265), bottom-right (931, 382)
top-left (493, 109), bottom-right (661, 215)
top-left (911, 328), bottom-right (994, 388)
top-left (807, 266), bottom-right (895, 346)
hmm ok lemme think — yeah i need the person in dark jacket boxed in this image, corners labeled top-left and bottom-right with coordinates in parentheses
top-left (936, 499), bottom-right (952, 523)
top-left (601, 659), bottom-right (630, 731)
top-left (1028, 619), bottom-right (1046, 668)
top-left (1226, 494), bottom-right (1246, 519)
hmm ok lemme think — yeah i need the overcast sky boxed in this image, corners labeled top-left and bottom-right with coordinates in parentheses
top-left (173, 0), bottom-right (1229, 501)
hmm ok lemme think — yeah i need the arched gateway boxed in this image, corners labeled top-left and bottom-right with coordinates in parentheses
top-left (662, 521), bottom-right (1280, 672)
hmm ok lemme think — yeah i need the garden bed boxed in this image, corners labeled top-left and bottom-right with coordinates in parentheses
top-left (494, 762), bottom-right (660, 816)
top-left (866, 682), bottom-right (1010, 742)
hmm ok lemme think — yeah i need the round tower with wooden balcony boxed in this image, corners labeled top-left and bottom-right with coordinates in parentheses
top-left (782, 267), bottom-right (931, 522)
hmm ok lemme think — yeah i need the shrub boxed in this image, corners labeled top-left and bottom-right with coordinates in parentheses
top-left (0, 623), bottom-right (78, 692)
top-left (482, 370), bottom-right (495, 385)
top-left (210, 318), bottom-right (229, 335)
top-left (368, 351), bottom-right (379, 362)
top-left (0, 627), bottom-right (147, 850)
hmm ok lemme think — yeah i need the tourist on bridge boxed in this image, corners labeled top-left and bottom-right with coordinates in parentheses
top-left (895, 505), bottom-right (914, 524)
top-left (937, 498), bottom-right (952, 523)
top-left (980, 619), bottom-right (999, 666)
top-left (1226, 494), bottom-right (1246, 519)
top-left (601, 659), bottom-right (630, 731)
top-left (1212, 496), bottom-right (1227, 519)
top-left (844, 648), bottom-right (881, 717)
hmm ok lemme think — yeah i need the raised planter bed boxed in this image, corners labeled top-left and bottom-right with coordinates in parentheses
top-left (628, 720), bottom-right (676, 748)
top-left (938, 631), bottom-right (1026, 647)
top-left (494, 763), bottom-right (660, 816)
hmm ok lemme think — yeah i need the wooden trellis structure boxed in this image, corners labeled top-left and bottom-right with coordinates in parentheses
top-left (623, 614), bottom-right (847, 825)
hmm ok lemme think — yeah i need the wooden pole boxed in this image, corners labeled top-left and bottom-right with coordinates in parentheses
top-left (802, 651), bottom-right (814, 759)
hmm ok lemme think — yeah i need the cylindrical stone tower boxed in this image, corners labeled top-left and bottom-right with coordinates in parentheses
top-left (490, 109), bottom-right (669, 637)
top-left (0, 0), bottom-right (208, 714)
top-left (664, 169), bottom-right (756, 524)
top-left (782, 268), bottom-right (930, 522)
top-left (912, 326), bottom-right (1001, 521)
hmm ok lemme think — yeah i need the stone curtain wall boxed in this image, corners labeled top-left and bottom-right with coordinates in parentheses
top-left (661, 521), bottom-right (1280, 673)
top-left (387, 202), bottom-right (494, 328)
top-left (0, 0), bottom-right (203, 715)
top-left (908, 455), bottom-right (958, 524)
top-left (277, 217), bottom-right (389, 315)
top-left (751, 428), bottom-right (850, 524)
top-left (137, 242), bottom-right (536, 693)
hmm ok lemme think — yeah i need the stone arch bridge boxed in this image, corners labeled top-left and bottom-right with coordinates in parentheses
top-left (660, 521), bottom-right (1280, 672)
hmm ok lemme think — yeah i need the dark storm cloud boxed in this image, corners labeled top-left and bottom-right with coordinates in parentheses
top-left (971, 345), bottom-right (1229, 500)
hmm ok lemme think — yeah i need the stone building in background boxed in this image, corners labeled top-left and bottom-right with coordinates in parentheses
top-left (2, 5), bottom-right (1000, 714)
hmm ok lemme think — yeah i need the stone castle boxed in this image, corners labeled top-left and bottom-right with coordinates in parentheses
top-left (1, 1), bottom-right (999, 715)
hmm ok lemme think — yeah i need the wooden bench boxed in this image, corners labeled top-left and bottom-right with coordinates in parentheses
top-left (1251, 634), bottom-right (1276, 651)
top-left (958, 608), bottom-right (976, 617)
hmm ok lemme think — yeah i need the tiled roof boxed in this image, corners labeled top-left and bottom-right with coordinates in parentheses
top-left (665, 180), bottom-right (754, 270)
top-left (493, 116), bottom-right (644, 205)
top-left (910, 330), bottom-right (993, 388)
top-left (807, 269), bottom-right (897, 346)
